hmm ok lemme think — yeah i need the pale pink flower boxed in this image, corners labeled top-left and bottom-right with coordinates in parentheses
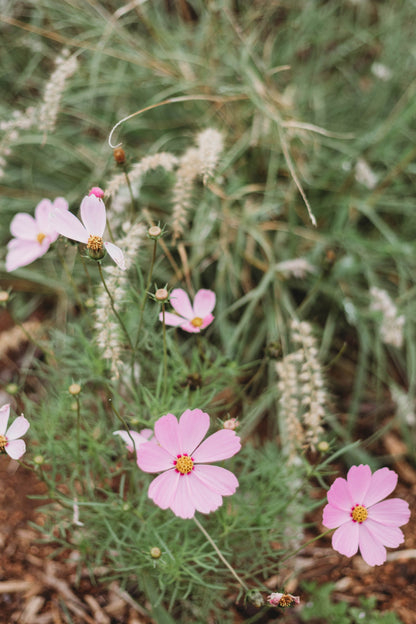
top-left (137, 409), bottom-right (240, 519)
top-left (267, 593), bottom-right (300, 608)
top-left (323, 464), bottom-right (410, 566)
top-left (6, 197), bottom-right (68, 272)
top-left (113, 428), bottom-right (153, 457)
top-left (159, 288), bottom-right (215, 333)
top-left (52, 194), bottom-right (126, 270)
top-left (0, 404), bottom-right (30, 460)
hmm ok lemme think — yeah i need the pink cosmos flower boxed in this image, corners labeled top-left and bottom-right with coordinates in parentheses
top-left (323, 464), bottom-right (411, 566)
top-left (6, 197), bottom-right (68, 272)
top-left (113, 428), bottom-right (153, 457)
top-left (0, 404), bottom-right (30, 460)
top-left (52, 194), bottom-right (126, 270)
top-left (159, 288), bottom-right (215, 333)
top-left (267, 593), bottom-right (300, 608)
top-left (137, 409), bottom-right (240, 519)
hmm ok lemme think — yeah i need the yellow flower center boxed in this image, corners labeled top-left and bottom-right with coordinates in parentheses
top-left (0, 434), bottom-right (7, 452)
top-left (174, 454), bottom-right (194, 475)
top-left (351, 504), bottom-right (368, 523)
top-left (87, 235), bottom-right (104, 251)
top-left (191, 317), bottom-right (203, 328)
top-left (37, 232), bottom-right (46, 244)
top-left (279, 595), bottom-right (294, 608)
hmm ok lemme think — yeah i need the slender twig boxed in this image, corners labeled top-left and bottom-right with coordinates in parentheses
top-left (279, 528), bottom-right (333, 563)
top-left (109, 398), bottom-right (138, 456)
top-left (162, 302), bottom-right (168, 395)
top-left (97, 262), bottom-right (133, 350)
top-left (124, 168), bottom-right (137, 219)
top-left (135, 239), bottom-right (158, 350)
top-left (193, 516), bottom-right (249, 592)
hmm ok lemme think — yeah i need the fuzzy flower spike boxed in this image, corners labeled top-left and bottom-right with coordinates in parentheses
top-left (323, 464), bottom-right (410, 566)
top-left (6, 197), bottom-right (68, 272)
top-left (160, 288), bottom-right (215, 333)
top-left (137, 409), bottom-right (240, 519)
top-left (0, 404), bottom-right (30, 460)
top-left (53, 194), bottom-right (126, 270)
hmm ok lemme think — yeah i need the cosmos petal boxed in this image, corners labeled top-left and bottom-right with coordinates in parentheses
top-left (104, 242), bottom-right (126, 270)
top-left (159, 312), bottom-right (184, 327)
top-left (369, 499), bottom-right (411, 527)
top-left (154, 413), bottom-right (181, 456)
top-left (193, 464), bottom-right (239, 496)
top-left (6, 238), bottom-right (49, 272)
top-left (365, 519), bottom-right (405, 548)
top-left (52, 207), bottom-right (88, 244)
top-left (136, 441), bottom-right (174, 473)
top-left (178, 409), bottom-right (210, 455)
top-left (80, 195), bottom-right (106, 236)
top-left (327, 476), bottom-right (353, 511)
top-left (364, 467), bottom-right (398, 507)
top-left (5, 439), bottom-right (26, 460)
top-left (193, 289), bottom-right (216, 317)
top-left (148, 470), bottom-right (179, 511)
top-left (169, 288), bottom-right (194, 320)
top-left (0, 404), bottom-right (10, 435)
top-left (192, 429), bottom-right (241, 463)
top-left (6, 415), bottom-right (30, 440)
top-left (347, 464), bottom-right (372, 504)
top-left (10, 213), bottom-right (37, 239)
top-left (332, 521), bottom-right (359, 558)
top-left (322, 503), bottom-right (350, 529)
top-left (358, 524), bottom-right (387, 566)
top-left (35, 199), bottom-right (53, 232)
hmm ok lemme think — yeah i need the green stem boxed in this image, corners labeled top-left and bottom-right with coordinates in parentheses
top-left (97, 262), bottom-right (133, 350)
top-left (57, 248), bottom-right (85, 313)
top-left (75, 395), bottom-right (81, 468)
top-left (135, 239), bottom-right (158, 350)
top-left (280, 528), bottom-right (333, 563)
top-left (124, 167), bottom-right (136, 219)
top-left (193, 516), bottom-right (249, 592)
top-left (162, 302), bottom-right (168, 396)
top-left (109, 398), bottom-right (138, 456)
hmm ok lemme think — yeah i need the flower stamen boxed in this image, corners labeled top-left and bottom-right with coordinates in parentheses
top-left (351, 504), bottom-right (368, 523)
top-left (0, 434), bottom-right (7, 452)
top-left (37, 232), bottom-right (46, 244)
top-left (191, 317), bottom-right (203, 328)
top-left (87, 235), bottom-right (104, 251)
top-left (174, 453), bottom-right (194, 475)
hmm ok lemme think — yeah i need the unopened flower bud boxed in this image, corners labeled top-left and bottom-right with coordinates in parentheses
top-left (88, 186), bottom-right (105, 198)
top-left (317, 440), bottom-right (329, 453)
top-left (155, 288), bottom-right (169, 302)
top-left (0, 291), bottom-right (9, 303)
top-left (113, 147), bottom-right (126, 164)
top-left (247, 590), bottom-right (264, 608)
top-left (223, 418), bottom-right (239, 431)
top-left (150, 547), bottom-right (162, 559)
top-left (69, 383), bottom-right (82, 396)
top-left (148, 225), bottom-right (162, 239)
top-left (5, 383), bottom-right (18, 395)
top-left (34, 455), bottom-right (45, 465)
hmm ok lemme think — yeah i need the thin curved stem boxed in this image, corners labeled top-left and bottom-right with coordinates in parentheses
top-left (193, 516), bottom-right (249, 592)
top-left (135, 239), bottom-right (158, 350)
top-left (97, 262), bottom-right (133, 350)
